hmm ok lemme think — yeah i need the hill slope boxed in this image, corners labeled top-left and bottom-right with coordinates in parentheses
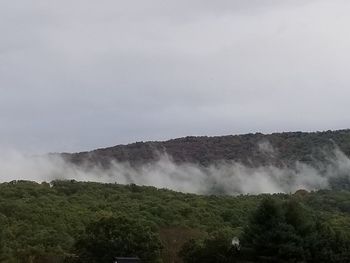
top-left (63, 129), bottom-right (350, 167)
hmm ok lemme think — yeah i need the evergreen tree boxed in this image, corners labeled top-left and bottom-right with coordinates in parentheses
top-left (240, 198), bottom-right (306, 262)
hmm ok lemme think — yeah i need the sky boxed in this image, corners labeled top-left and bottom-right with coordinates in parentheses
top-left (1, 0), bottom-right (350, 153)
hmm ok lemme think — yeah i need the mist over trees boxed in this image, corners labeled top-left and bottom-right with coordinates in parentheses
top-left (3, 130), bottom-right (350, 196)
top-left (64, 129), bottom-right (350, 168)
top-left (0, 128), bottom-right (350, 262)
top-left (2, 0), bottom-right (350, 261)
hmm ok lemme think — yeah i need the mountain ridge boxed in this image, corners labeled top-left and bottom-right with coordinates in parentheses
top-left (62, 129), bottom-right (350, 168)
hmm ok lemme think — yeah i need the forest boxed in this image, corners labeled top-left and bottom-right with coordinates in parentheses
top-left (0, 180), bottom-right (350, 262)
top-left (2, 0), bottom-right (350, 261)
top-left (64, 129), bottom-right (350, 167)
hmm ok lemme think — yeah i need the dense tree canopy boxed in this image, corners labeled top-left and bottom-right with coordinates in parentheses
top-left (65, 129), bottom-right (350, 168)
top-left (180, 198), bottom-right (350, 263)
top-left (0, 181), bottom-right (349, 262)
top-left (69, 216), bottom-right (162, 263)
top-left (245, 199), bottom-right (350, 262)
top-left (180, 230), bottom-right (239, 263)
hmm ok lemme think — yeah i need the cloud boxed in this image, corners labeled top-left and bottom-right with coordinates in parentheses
top-left (0, 0), bottom-right (350, 153)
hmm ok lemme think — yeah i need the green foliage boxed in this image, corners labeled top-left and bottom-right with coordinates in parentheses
top-left (0, 180), bottom-right (259, 262)
top-left (240, 198), bottom-right (306, 262)
top-left (180, 197), bottom-right (350, 262)
top-left (0, 181), bottom-right (350, 262)
top-left (69, 216), bottom-right (162, 263)
top-left (239, 198), bottom-right (350, 262)
top-left (180, 230), bottom-right (238, 263)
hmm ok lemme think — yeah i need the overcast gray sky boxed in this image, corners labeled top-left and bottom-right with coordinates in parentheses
top-left (1, 0), bottom-right (350, 153)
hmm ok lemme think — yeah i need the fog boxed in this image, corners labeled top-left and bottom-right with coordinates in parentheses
top-left (0, 146), bottom-right (349, 195)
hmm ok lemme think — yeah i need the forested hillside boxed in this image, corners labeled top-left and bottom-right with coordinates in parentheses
top-left (2, 130), bottom-right (350, 262)
top-left (1, 180), bottom-right (350, 262)
top-left (63, 130), bottom-right (350, 167)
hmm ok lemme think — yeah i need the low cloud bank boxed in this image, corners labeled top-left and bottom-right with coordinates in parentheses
top-left (0, 147), bottom-right (349, 195)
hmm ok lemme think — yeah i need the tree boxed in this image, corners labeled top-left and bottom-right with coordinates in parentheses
top-left (240, 197), bottom-right (350, 263)
top-left (69, 216), bottom-right (162, 263)
top-left (240, 198), bottom-right (306, 262)
top-left (179, 230), bottom-right (239, 263)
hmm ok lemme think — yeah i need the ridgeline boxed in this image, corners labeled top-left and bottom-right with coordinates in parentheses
top-left (63, 129), bottom-right (350, 167)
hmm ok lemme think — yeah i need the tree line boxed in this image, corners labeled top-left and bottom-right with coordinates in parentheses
top-left (0, 180), bottom-right (350, 262)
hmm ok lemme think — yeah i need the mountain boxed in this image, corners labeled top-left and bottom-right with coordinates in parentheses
top-left (62, 129), bottom-right (350, 167)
